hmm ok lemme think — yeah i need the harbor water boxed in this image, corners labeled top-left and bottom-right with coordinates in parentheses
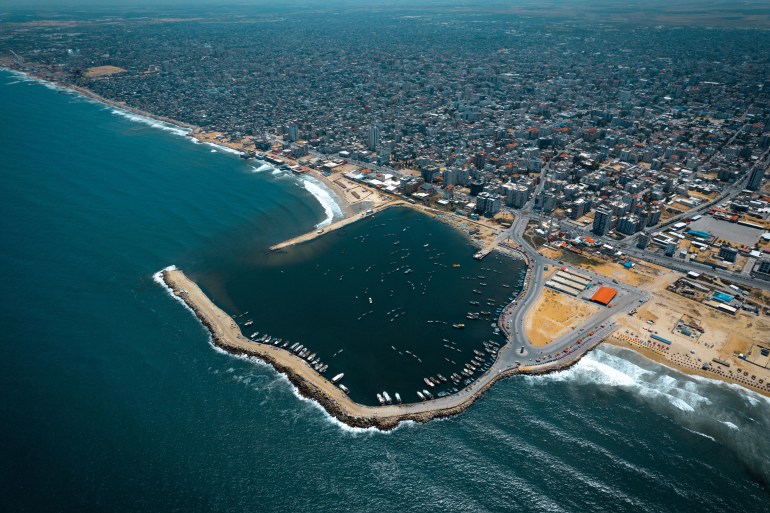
top-left (1, 69), bottom-right (769, 512)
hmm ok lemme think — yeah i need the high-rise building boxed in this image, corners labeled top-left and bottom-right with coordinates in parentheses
top-left (592, 206), bottom-right (612, 236)
top-left (367, 125), bottom-right (380, 151)
top-left (617, 215), bottom-right (641, 235)
top-left (747, 165), bottom-right (766, 191)
top-left (637, 232), bottom-right (650, 250)
top-left (474, 152), bottom-right (486, 170)
top-left (288, 124), bottom-right (299, 142)
top-left (504, 183), bottom-right (530, 209)
top-left (476, 192), bottom-right (501, 215)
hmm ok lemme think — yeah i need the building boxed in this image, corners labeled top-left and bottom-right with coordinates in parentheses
top-left (367, 125), bottom-right (380, 151)
top-left (747, 165), bottom-right (766, 191)
top-left (756, 259), bottom-right (770, 275)
top-left (592, 206), bottom-right (612, 236)
top-left (571, 198), bottom-right (588, 220)
top-left (287, 124), bottom-right (299, 142)
top-left (718, 245), bottom-right (738, 263)
top-left (504, 183), bottom-right (530, 209)
top-left (476, 191), bottom-right (501, 215)
top-left (637, 232), bottom-right (650, 249)
top-left (590, 286), bottom-right (618, 305)
top-left (617, 215), bottom-right (641, 235)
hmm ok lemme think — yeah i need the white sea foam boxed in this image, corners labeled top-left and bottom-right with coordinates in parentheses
top-left (684, 427), bottom-right (717, 442)
top-left (111, 109), bottom-right (190, 137)
top-left (203, 141), bottom-right (242, 156)
top-left (301, 176), bottom-right (345, 228)
top-left (531, 348), bottom-right (714, 414)
top-left (251, 164), bottom-right (273, 173)
top-left (151, 265), bottom-right (198, 316)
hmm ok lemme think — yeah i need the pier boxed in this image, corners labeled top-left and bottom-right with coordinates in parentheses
top-left (269, 201), bottom-right (398, 251)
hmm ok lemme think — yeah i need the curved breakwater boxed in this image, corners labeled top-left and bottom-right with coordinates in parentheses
top-left (160, 267), bottom-right (604, 430)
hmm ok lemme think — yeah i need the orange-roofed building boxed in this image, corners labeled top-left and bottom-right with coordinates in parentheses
top-left (591, 286), bottom-right (617, 306)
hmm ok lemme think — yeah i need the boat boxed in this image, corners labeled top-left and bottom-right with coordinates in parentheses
top-left (423, 378), bottom-right (435, 387)
top-left (395, 393), bottom-right (402, 403)
top-left (469, 300), bottom-right (480, 305)
top-left (452, 264), bottom-right (461, 268)
top-left (243, 320), bottom-right (254, 327)
top-left (383, 391), bottom-right (392, 404)
top-left (417, 391), bottom-right (426, 401)
top-left (331, 373), bottom-right (344, 383)
top-left (339, 384), bottom-right (349, 394)
top-left (437, 374), bottom-right (447, 382)
top-left (452, 324), bottom-right (465, 329)
top-left (377, 393), bottom-right (385, 405)
top-left (368, 297), bottom-right (373, 304)
top-left (422, 389), bottom-right (433, 399)
top-left (250, 332), bottom-right (259, 339)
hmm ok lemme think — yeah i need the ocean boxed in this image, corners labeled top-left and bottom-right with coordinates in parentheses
top-left (1, 69), bottom-right (768, 512)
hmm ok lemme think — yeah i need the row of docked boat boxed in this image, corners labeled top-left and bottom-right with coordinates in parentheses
top-left (423, 374), bottom-right (447, 388)
top-left (248, 331), bottom-right (331, 375)
top-left (376, 391), bottom-right (402, 405)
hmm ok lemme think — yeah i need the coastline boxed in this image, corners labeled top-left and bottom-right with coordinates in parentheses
top-left (160, 267), bottom-right (595, 430)
top-left (7, 65), bottom-right (766, 406)
top-left (605, 336), bottom-right (770, 398)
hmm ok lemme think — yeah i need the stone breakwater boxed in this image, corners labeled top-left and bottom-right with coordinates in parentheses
top-left (160, 268), bottom-right (596, 430)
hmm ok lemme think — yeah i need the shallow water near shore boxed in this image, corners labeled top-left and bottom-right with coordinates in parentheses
top-left (2, 69), bottom-right (769, 511)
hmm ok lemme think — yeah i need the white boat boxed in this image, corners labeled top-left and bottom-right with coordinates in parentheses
top-left (394, 393), bottom-right (401, 403)
top-left (368, 297), bottom-right (373, 304)
top-left (383, 391), bottom-right (392, 404)
top-left (377, 393), bottom-right (385, 405)
top-left (423, 389), bottom-right (433, 399)
top-left (423, 378), bottom-right (435, 388)
top-left (338, 384), bottom-right (349, 394)
top-left (417, 391), bottom-right (426, 401)
top-left (331, 373), bottom-right (344, 383)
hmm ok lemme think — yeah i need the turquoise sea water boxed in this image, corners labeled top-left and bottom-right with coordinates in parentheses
top-left (1, 69), bottom-right (769, 512)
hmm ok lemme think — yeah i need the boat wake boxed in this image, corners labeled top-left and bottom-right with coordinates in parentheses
top-left (301, 175), bottom-right (345, 228)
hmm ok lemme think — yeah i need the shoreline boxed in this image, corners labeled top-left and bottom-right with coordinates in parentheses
top-left (605, 336), bottom-right (770, 398)
top-left (160, 267), bottom-right (595, 430)
top-left (7, 65), bottom-right (766, 406)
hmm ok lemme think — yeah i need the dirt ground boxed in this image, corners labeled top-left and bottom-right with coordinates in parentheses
top-left (614, 273), bottom-right (770, 394)
top-left (524, 288), bottom-right (601, 346)
top-left (85, 65), bottom-right (127, 77)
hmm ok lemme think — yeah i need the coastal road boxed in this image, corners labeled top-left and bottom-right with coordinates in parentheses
top-left (490, 213), bottom-right (646, 372)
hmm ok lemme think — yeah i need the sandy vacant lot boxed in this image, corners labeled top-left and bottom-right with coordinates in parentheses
top-left (85, 65), bottom-right (127, 77)
top-left (525, 288), bottom-right (601, 346)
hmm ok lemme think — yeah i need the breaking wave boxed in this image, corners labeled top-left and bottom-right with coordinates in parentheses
top-left (301, 176), bottom-right (345, 228)
top-left (528, 344), bottom-right (770, 482)
top-left (111, 109), bottom-right (190, 137)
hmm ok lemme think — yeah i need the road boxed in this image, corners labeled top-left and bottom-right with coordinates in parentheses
top-left (487, 213), bottom-right (646, 373)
